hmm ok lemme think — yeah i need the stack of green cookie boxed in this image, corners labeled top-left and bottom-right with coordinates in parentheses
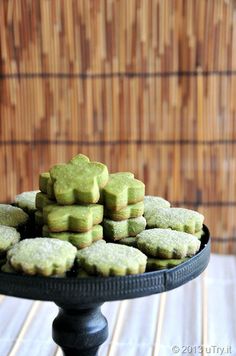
top-left (0, 153), bottom-right (206, 278)
top-left (101, 173), bottom-right (146, 243)
top-left (35, 154), bottom-right (109, 249)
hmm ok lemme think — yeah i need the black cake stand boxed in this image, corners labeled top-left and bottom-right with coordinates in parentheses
top-left (0, 225), bottom-right (210, 356)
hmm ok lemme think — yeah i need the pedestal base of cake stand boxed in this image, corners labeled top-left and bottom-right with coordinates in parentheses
top-left (53, 302), bottom-right (108, 356)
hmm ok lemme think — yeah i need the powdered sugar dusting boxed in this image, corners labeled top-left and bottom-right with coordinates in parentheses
top-left (145, 207), bottom-right (204, 233)
top-left (77, 240), bottom-right (147, 276)
top-left (0, 225), bottom-right (20, 251)
top-left (137, 228), bottom-right (201, 258)
top-left (15, 191), bottom-right (39, 211)
top-left (0, 204), bottom-right (28, 227)
top-left (7, 238), bottom-right (77, 273)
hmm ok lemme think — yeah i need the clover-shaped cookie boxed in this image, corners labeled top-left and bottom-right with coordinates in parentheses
top-left (0, 204), bottom-right (28, 227)
top-left (39, 154), bottom-right (89, 198)
top-left (42, 225), bottom-right (103, 249)
top-left (77, 240), bottom-right (147, 276)
top-left (101, 172), bottom-right (145, 211)
top-left (36, 192), bottom-right (56, 211)
top-left (118, 237), bottom-right (137, 247)
top-left (105, 201), bottom-right (144, 221)
top-left (146, 257), bottom-right (189, 271)
top-left (43, 204), bottom-right (104, 232)
top-left (145, 207), bottom-right (204, 234)
top-left (137, 228), bottom-right (200, 259)
top-left (144, 196), bottom-right (170, 223)
top-left (15, 191), bottom-right (39, 213)
top-left (0, 226), bottom-right (21, 254)
top-left (39, 172), bottom-right (55, 199)
top-left (50, 154), bottom-right (109, 204)
top-left (103, 216), bottom-right (146, 240)
top-left (39, 154), bottom-right (109, 204)
top-left (7, 238), bottom-right (77, 276)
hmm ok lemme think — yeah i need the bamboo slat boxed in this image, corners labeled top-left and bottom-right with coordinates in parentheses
top-left (0, 0), bottom-right (236, 253)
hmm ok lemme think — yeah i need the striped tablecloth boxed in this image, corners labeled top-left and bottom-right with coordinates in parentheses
top-left (0, 254), bottom-right (235, 356)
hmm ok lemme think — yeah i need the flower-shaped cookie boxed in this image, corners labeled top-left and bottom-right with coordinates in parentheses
top-left (39, 154), bottom-right (109, 204)
top-left (101, 172), bottom-right (145, 211)
top-left (43, 204), bottom-right (104, 232)
top-left (7, 238), bottom-right (77, 276)
top-left (77, 240), bottom-right (147, 276)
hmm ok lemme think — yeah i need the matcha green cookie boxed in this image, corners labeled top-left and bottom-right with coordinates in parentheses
top-left (144, 195), bottom-right (170, 222)
top-left (49, 154), bottom-right (109, 204)
top-left (43, 204), bottom-right (104, 232)
top-left (195, 229), bottom-right (204, 239)
top-left (137, 228), bottom-right (201, 259)
top-left (145, 207), bottom-right (204, 234)
top-left (101, 172), bottom-right (145, 211)
top-left (36, 192), bottom-right (55, 211)
top-left (15, 191), bottom-right (39, 212)
top-left (1, 261), bottom-right (16, 273)
top-left (39, 154), bottom-right (86, 198)
top-left (117, 237), bottom-right (137, 247)
top-left (1, 261), bottom-right (66, 277)
top-left (0, 204), bottom-right (28, 227)
top-left (39, 172), bottom-right (55, 199)
top-left (43, 224), bottom-right (103, 249)
top-left (105, 201), bottom-right (144, 221)
top-left (0, 226), bottom-right (21, 254)
top-left (35, 210), bottom-right (44, 225)
top-left (7, 238), bottom-right (77, 276)
top-left (146, 257), bottom-right (189, 271)
top-left (77, 240), bottom-right (147, 276)
top-left (103, 216), bottom-right (146, 240)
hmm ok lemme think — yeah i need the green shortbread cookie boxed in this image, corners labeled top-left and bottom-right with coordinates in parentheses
top-left (39, 154), bottom-right (87, 198)
top-left (35, 210), bottom-right (44, 226)
top-left (7, 238), bottom-right (77, 276)
top-left (103, 216), bottom-right (146, 240)
top-left (49, 154), bottom-right (108, 204)
top-left (36, 192), bottom-right (55, 211)
top-left (101, 172), bottom-right (145, 211)
top-left (117, 237), bottom-right (137, 247)
top-left (105, 201), bottom-right (144, 221)
top-left (42, 224), bottom-right (103, 249)
top-left (145, 207), bottom-right (204, 234)
top-left (195, 229), bottom-right (204, 239)
top-left (0, 204), bottom-right (28, 227)
top-left (43, 204), bottom-right (104, 232)
top-left (0, 225), bottom-right (21, 254)
top-left (1, 261), bottom-right (66, 277)
top-left (146, 257), bottom-right (189, 271)
top-left (1, 261), bottom-right (16, 273)
top-left (15, 191), bottom-right (39, 212)
top-left (137, 228), bottom-right (201, 259)
top-left (39, 172), bottom-right (55, 199)
top-left (144, 195), bottom-right (170, 222)
top-left (77, 240), bottom-right (147, 276)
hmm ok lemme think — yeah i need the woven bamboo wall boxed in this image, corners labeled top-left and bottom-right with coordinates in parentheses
top-left (0, 0), bottom-right (236, 253)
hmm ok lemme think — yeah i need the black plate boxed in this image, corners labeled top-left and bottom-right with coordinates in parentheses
top-left (0, 225), bottom-right (210, 304)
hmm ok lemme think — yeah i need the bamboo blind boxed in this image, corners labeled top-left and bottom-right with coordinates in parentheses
top-left (0, 0), bottom-right (236, 254)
